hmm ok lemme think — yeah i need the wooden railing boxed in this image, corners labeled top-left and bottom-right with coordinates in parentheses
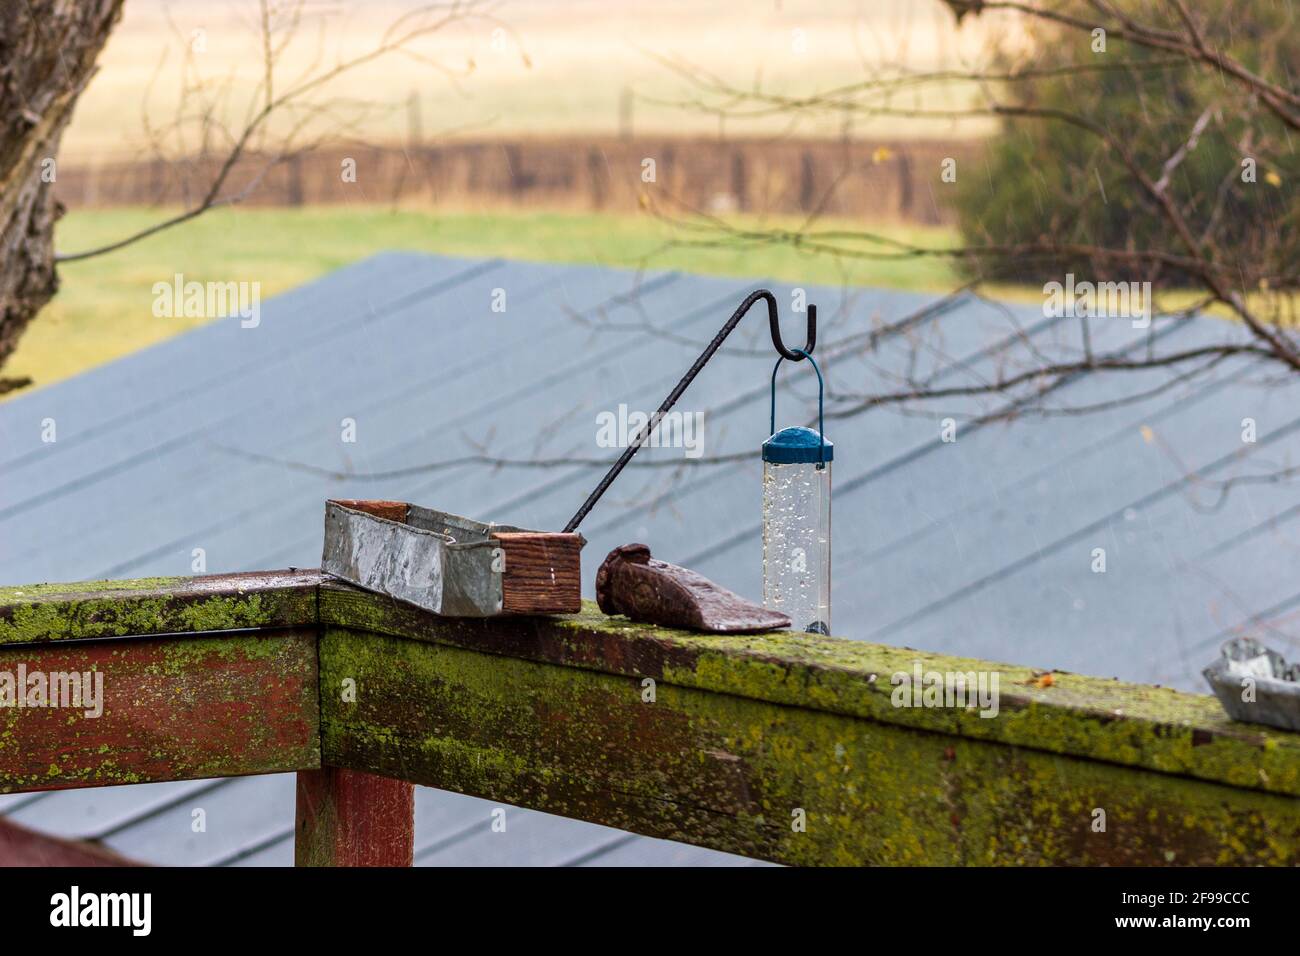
top-left (1, 570), bottom-right (1298, 866)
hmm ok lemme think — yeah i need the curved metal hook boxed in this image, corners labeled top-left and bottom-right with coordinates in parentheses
top-left (563, 288), bottom-right (818, 532)
top-left (749, 289), bottom-right (816, 361)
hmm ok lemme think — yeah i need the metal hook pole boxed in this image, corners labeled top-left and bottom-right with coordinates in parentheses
top-left (563, 289), bottom-right (817, 533)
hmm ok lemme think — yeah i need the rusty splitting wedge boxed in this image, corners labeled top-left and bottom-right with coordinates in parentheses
top-left (596, 543), bottom-right (790, 633)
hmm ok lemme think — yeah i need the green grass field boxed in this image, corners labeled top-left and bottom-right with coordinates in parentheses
top-left (5, 207), bottom-right (965, 395)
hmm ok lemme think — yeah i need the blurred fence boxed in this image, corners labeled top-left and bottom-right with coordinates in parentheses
top-left (56, 136), bottom-right (980, 223)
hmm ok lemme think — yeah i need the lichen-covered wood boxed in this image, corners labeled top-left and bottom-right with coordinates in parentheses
top-left (1, 571), bottom-right (1299, 866)
top-left (319, 625), bottom-right (1299, 865)
top-left (320, 587), bottom-right (1300, 801)
top-left (0, 570), bottom-right (322, 646)
top-left (0, 628), bottom-right (320, 792)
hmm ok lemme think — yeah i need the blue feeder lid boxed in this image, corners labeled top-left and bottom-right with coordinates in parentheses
top-left (762, 426), bottom-right (833, 464)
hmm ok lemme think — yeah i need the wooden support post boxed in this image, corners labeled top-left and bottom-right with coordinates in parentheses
top-left (295, 767), bottom-right (415, 867)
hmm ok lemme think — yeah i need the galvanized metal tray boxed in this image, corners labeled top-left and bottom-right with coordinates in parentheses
top-left (1203, 637), bottom-right (1300, 732)
top-left (322, 499), bottom-right (583, 617)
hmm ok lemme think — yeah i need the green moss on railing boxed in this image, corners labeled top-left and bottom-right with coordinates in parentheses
top-left (319, 589), bottom-right (1300, 800)
top-left (2, 571), bottom-right (1298, 865)
top-left (320, 625), bottom-right (1300, 866)
top-left (0, 571), bottom-right (321, 644)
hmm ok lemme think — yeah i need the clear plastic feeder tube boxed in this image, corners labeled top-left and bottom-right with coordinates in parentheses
top-left (762, 427), bottom-right (832, 634)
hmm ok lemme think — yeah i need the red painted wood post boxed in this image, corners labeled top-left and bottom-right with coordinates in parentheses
top-left (295, 767), bottom-right (415, 867)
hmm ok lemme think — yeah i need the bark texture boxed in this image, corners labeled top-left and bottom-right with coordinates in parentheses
top-left (0, 0), bottom-right (123, 392)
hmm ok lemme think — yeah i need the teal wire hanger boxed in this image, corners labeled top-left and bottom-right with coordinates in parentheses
top-left (769, 348), bottom-right (827, 466)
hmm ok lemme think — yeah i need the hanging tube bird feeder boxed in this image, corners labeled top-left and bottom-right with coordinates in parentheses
top-left (763, 351), bottom-right (832, 634)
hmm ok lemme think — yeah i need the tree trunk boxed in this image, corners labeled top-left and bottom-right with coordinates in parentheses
top-left (0, 0), bottom-right (123, 393)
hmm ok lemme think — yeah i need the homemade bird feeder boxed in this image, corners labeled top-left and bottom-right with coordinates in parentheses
top-left (322, 499), bottom-right (582, 616)
top-left (322, 289), bottom-right (825, 633)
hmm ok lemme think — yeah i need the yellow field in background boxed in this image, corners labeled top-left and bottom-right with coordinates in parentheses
top-left (64, 0), bottom-right (1009, 163)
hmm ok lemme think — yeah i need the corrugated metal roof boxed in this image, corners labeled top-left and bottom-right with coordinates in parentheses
top-left (2, 252), bottom-right (1296, 864)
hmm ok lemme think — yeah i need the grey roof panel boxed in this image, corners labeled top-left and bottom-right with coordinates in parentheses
top-left (575, 835), bottom-right (774, 867)
top-left (0, 253), bottom-right (485, 479)
top-left (97, 773), bottom-right (296, 866)
top-left (414, 803), bottom-right (630, 867)
top-left (4, 779), bottom-right (217, 840)
top-left (225, 834), bottom-right (295, 867)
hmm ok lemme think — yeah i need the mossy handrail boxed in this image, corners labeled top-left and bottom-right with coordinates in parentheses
top-left (1, 570), bottom-right (1297, 865)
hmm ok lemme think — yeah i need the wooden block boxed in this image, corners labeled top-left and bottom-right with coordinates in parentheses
top-left (492, 532), bottom-right (583, 614)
